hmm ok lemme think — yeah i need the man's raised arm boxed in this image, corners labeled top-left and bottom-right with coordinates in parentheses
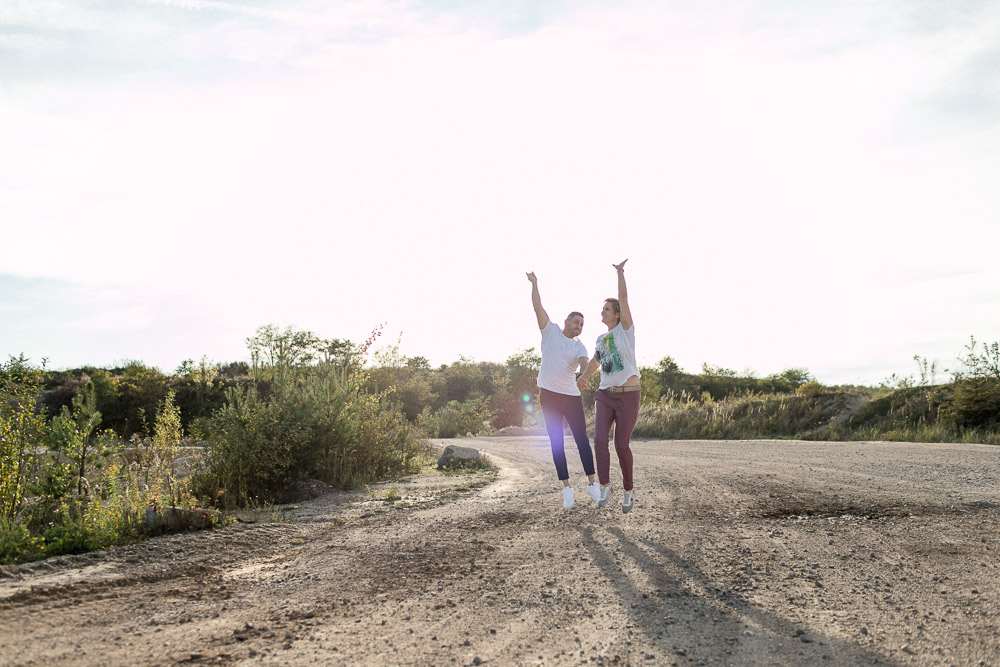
top-left (526, 272), bottom-right (549, 330)
top-left (614, 259), bottom-right (633, 330)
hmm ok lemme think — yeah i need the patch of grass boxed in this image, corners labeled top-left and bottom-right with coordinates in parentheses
top-left (438, 453), bottom-right (494, 475)
top-left (634, 392), bottom-right (840, 440)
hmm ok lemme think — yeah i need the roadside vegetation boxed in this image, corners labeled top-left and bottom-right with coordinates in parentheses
top-left (0, 326), bottom-right (424, 564)
top-left (633, 339), bottom-right (1000, 445)
top-left (3, 329), bottom-right (998, 564)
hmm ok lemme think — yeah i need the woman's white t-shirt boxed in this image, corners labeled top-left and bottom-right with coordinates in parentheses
top-left (537, 321), bottom-right (588, 396)
top-left (595, 322), bottom-right (641, 389)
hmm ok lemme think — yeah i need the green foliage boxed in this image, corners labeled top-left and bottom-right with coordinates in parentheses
top-left (0, 356), bottom-right (47, 522)
top-left (848, 386), bottom-right (941, 430)
top-left (943, 378), bottom-right (1000, 430)
top-left (1, 450), bottom-right (159, 563)
top-left (42, 360), bottom-right (244, 439)
top-left (9, 331), bottom-right (1000, 562)
top-left (48, 381), bottom-right (104, 497)
top-left (634, 391), bottom-right (839, 440)
top-left (638, 370), bottom-right (662, 403)
top-left (367, 343), bottom-right (438, 421)
top-left (199, 325), bottom-right (424, 507)
top-left (957, 336), bottom-right (1000, 380)
top-left (634, 378), bottom-right (1000, 445)
top-left (144, 390), bottom-right (186, 508)
top-left (113, 361), bottom-right (171, 438)
top-left (173, 356), bottom-right (228, 426)
top-left (796, 381), bottom-right (826, 399)
top-left (365, 345), bottom-right (544, 436)
top-left (420, 399), bottom-right (493, 439)
top-left (640, 356), bottom-right (813, 403)
top-left (488, 349), bottom-right (541, 430)
top-left (0, 517), bottom-right (36, 562)
top-left (353, 389), bottom-right (425, 483)
top-left (0, 368), bottom-right (207, 564)
top-left (942, 337), bottom-right (1000, 430)
top-left (198, 384), bottom-right (297, 507)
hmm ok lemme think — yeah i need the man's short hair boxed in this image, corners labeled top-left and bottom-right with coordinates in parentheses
top-left (567, 311), bottom-right (584, 321)
top-left (604, 298), bottom-right (620, 314)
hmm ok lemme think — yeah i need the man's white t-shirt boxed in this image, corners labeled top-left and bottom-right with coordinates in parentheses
top-left (537, 321), bottom-right (588, 396)
top-left (595, 322), bottom-right (641, 389)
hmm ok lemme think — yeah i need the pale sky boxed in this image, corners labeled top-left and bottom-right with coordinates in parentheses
top-left (2, 0), bottom-right (998, 385)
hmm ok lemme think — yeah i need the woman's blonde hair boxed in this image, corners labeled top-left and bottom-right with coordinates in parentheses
top-left (604, 298), bottom-right (620, 314)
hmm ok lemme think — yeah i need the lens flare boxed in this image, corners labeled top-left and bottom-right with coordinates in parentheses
top-left (522, 393), bottom-right (531, 402)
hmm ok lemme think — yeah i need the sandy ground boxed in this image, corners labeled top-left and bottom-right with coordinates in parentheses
top-left (2, 437), bottom-right (999, 666)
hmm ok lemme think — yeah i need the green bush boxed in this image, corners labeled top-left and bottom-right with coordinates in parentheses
top-left (943, 378), bottom-right (1000, 430)
top-left (199, 326), bottom-right (424, 507)
top-left (1, 369), bottom-right (204, 564)
top-left (943, 337), bottom-right (1000, 430)
top-left (432, 399), bottom-right (492, 439)
top-left (796, 381), bottom-right (826, 399)
top-left (0, 356), bottom-right (47, 523)
top-left (47, 380), bottom-right (104, 497)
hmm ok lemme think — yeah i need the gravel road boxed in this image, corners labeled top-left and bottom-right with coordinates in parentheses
top-left (2, 437), bottom-right (999, 666)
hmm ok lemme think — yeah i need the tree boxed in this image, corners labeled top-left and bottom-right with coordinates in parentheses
top-left (49, 380), bottom-right (103, 496)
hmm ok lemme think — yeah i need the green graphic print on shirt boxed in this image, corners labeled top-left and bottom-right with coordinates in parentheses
top-left (597, 333), bottom-right (624, 374)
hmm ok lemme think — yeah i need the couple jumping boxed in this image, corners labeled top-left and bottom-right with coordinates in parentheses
top-left (527, 260), bottom-right (640, 513)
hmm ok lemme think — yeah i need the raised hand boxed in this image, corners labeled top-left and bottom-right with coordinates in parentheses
top-left (614, 260), bottom-right (632, 329)
top-left (528, 271), bottom-right (548, 328)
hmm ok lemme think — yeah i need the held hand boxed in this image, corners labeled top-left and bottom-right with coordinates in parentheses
top-left (526, 271), bottom-right (537, 284)
top-left (613, 259), bottom-right (628, 273)
top-left (577, 377), bottom-right (588, 390)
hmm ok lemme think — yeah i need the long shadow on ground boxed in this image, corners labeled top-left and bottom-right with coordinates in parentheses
top-left (576, 524), bottom-right (894, 665)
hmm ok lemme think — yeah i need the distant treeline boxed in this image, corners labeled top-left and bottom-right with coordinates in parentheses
top-left (29, 335), bottom-right (1000, 444)
top-left (32, 346), bottom-right (819, 442)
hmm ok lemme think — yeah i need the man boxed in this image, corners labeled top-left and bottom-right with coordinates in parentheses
top-left (527, 271), bottom-right (601, 508)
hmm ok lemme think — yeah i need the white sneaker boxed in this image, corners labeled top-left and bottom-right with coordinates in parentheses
top-left (597, 485), bottom-right (612, 507)
top-left (586, 483), bottom-right (601, 503)
top-left (622, 489), bottom-right (635, 513)
top-left (563, 486), bottom-right (575, 508)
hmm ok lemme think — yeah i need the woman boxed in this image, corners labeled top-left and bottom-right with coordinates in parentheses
top-left (578, 260), bottom-right (640, 513)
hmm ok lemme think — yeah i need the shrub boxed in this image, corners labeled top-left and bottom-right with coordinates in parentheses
top-left (198, 384), bottom-right (302, 506)
top-left (0, 356), bottom-right (47, 523)
top-left (435, 399), bottom-right (492, 439)
top-left (796, 381), bottom-right (825, 399)
top-left (47, 380), bottom-right (103, 497)
top-left (199, 326), bottom-right (424, 506)
top-left (944, 378), bottom-right (1000, 430)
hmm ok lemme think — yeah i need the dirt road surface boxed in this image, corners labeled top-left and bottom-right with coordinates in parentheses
top-left (2, 437), bottom-right (999, 666)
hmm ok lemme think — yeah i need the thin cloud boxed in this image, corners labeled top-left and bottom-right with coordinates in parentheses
top-left (918, 44), bottom-right (1000, 131)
